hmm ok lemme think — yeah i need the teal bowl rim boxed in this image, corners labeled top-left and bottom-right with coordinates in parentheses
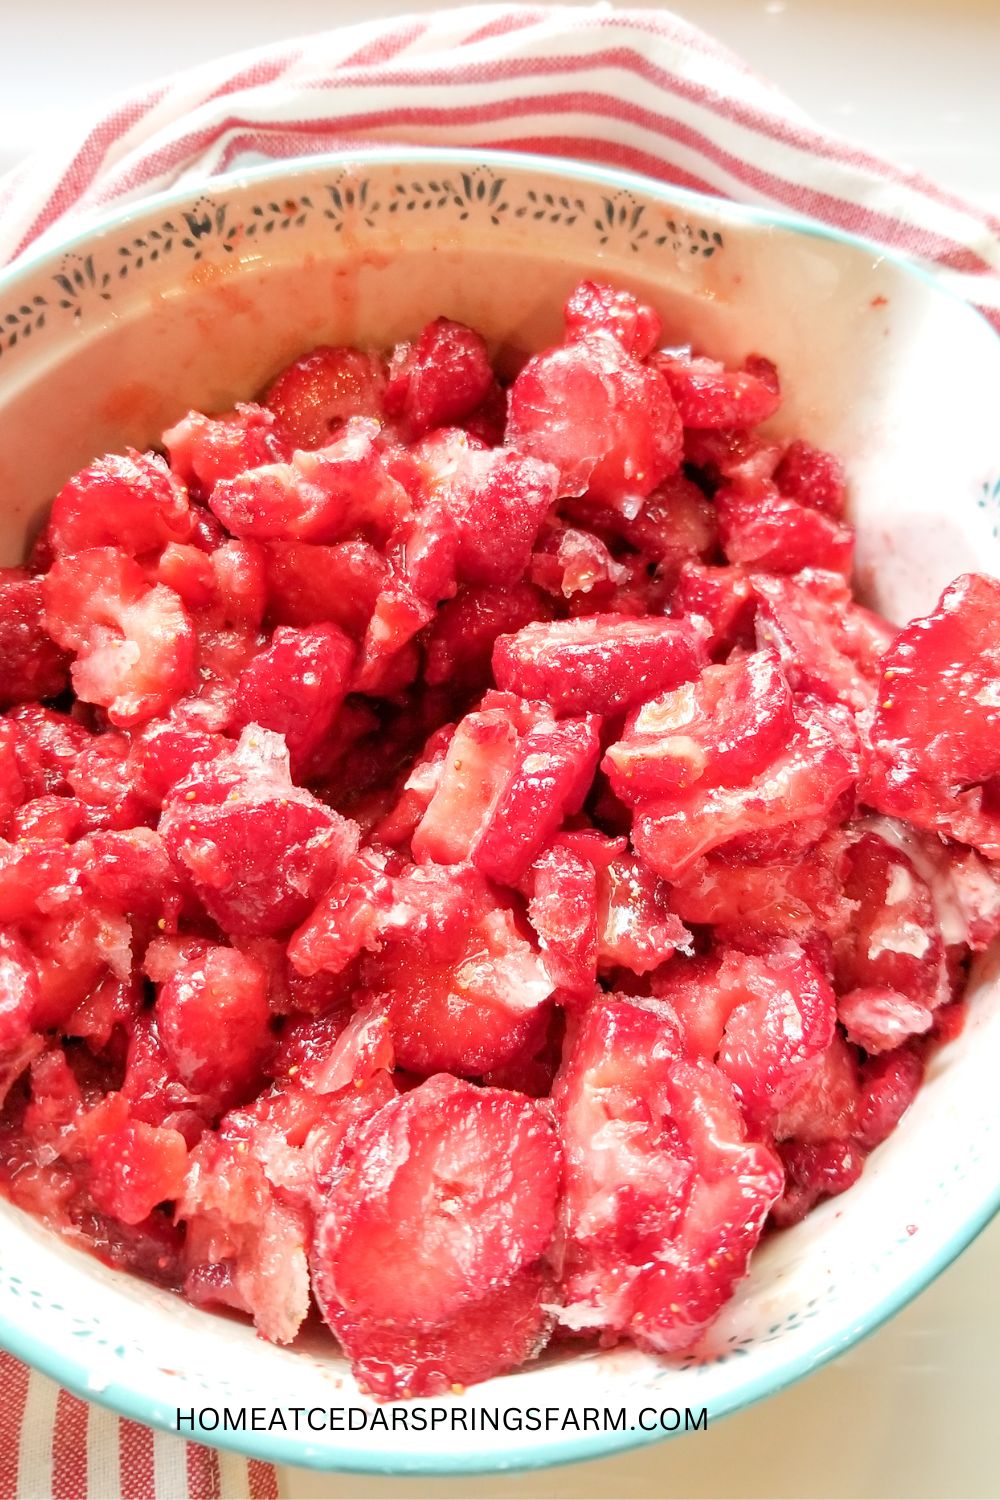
top-left (0, 144), bottom-right (997, 1476)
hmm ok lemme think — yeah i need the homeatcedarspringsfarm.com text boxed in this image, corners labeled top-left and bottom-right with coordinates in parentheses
top-left (175, 1404), bottom-right (709, 1436)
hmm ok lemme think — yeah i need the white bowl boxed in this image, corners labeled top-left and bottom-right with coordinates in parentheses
top-left (0, 149), bottom-right (999, 1475)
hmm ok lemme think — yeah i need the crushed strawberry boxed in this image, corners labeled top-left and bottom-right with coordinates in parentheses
top-left (0, 280), bottom-right (990, 1398)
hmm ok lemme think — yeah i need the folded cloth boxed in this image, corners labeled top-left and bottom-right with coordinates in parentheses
top-left (0, 6), bottom-right (997, 1497)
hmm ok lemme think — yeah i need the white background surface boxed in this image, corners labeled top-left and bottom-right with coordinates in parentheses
top-left (3, 2), bottom-right (999, 1496)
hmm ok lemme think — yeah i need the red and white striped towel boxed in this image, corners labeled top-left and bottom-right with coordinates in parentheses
top-left (0, 1352), bottom-right (278, 1500)
top-left (0, 6), bottom-right (997, 1498)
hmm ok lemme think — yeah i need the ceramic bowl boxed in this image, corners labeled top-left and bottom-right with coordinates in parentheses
top-left (0, 149), bottom-right (998, 1476)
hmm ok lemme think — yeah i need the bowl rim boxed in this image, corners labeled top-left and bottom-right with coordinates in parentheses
top-left (0, 144), bottom-right (998, 1476)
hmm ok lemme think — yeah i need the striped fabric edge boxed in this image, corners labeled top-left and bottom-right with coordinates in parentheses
top-left (0, 4), bottom-right (994, 328)
top-left (0, 1354), bottom-right (279, 1500)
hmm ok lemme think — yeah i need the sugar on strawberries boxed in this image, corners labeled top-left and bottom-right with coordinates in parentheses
top-left (0, 279), bottom-right (997, 1399)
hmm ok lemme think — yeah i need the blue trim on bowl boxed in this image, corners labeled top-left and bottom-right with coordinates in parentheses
top-left (0, 145), bottom-right (997, 1475)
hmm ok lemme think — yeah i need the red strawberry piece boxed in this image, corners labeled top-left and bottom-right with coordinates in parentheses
top-left (854, 1046), bottom-right (924, 1150)
top-left (210, 419), bottom-right (408, 544)
top-left (262, 539), bottom-right (387, 636)
top-left (126, 721), bottom-right (230, 807)
top-left (632, 697), bottom-right (858, 880)
top-left (427, 448), bottom-right (560, 587)
top-left (530, 524), bottom-right (628, 602)
top-left (317, 1267), bottom-right (552, 1401)
top-left (654, 352), bottom-right (780, 429)
top-left (863, 573), bottom-right (1000, 856)
top-left (473, 714), bottom-right (601, 886)
top-left (423, 580), bottom-right (553, 692)
top-left (717, 482), bottom-right (854, 576)
top-left (264, 346), bottom-right (386, 449)
top-left (89, 1120), bottom-right (189, 1225)
top-left (42, 548), bottom-right (196, 726)
top-left (653, 942), bottom-right (836, 1129)
top-left (384, 319), bottom-right (495, 441)
top-left (685, 425), bottom-right (781, 489)
top-left (150, 938), bottom-right (272, 1107)
top-left (774, 439), bottom-right (846, 518)
top-left (770, 1138), bottom-right (865, 1227)
top-left (834, 832), bottom-right (950, 1015)
top-left (527, 840), bottom-right (599, 995)
top-left (595, 851), bottom-right (690, 975)
top-left (670, 561), bottom-right (756, 656)
top-left (0, 933), bottom-right (40, 1054)
top-left (311, 1074), bottom-right (560, 1395)
top-left (753, 570), bottom-right (895, 712)
top-left (159, 728), bottom-right (359, 936)
top-left (505, 333), bottom-right (682, 510)
top-left (46, 450), bottom-right (192, 556)
top-left (617, 473), bottom-right (718, 577)
top-left (552, 995), bottom-right (782, 1350)
top-left (288, 848), bottom-right (398, 978)
top-left (232, 622), bottom-right (354, 773)
top-left (604, 649), bottom-right (793, 805)
top-left (371, 885), bottom-right (554, 1076)
top-left (163, 403), bottom-right (290, 496)
top-left (0, 574), bottom-right (69, 708)
top-left (770, 1030), bottom-right (862, 1144)
top-left (563, 281), bottom-right (661, 358)
top-left (628, 1059), bottom-right (783, 1353)
top-left (493, 614), bottom-right (704, 717)
top-left (411, 706), bottom-right (521, 865)
top-left (838, 987), bottom-right (934, 1055)
top-left (668, 834), bottom-right (851, 942)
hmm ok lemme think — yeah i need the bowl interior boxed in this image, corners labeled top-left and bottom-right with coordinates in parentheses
top-left (0, 150), bottom-right (999, 1474)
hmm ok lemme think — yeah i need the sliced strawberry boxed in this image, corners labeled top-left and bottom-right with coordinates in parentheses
top-left (493, 614), bottom-right (703, 716)
top-left (770, 1030), bottom-right (862, 1144)
top-left (43, 548), bottom-right (195, 726)
top-left (563, 281), bottom-right (661, 358)
top-left (424, 580), bottom-right (552, 692)
top-left (262, 539), bottom-right (387, 636)
top-left (604, 650), bottom-right (793, 804)
top-left (159, 728), bottom-right (359, 936)
top-left (855, 1046), bottom-right (924, 1150)
top-left (834, 832), bottom-right (950, 1016)
top-left (412, 706), bottom-right (520, 865)
top-left (148, 938), bottom-right (272, 1107)
top-left (717, 483), bottom-right (854, 576)
top-left (653, 352), bottom-right (780, 429)
top-left (46, 450), bottom-right (192, 557)
top-left (771, 1138), bottom-right (865, 1227)
top-left (371, 886), bottom-right (554, 1077)
top-left (210, 420), bottom-right (408, 544)
top-left (753, 571), bottom-right (894, 712)
top-left (653, 942), bottom-right (835, 1130)
top-left (264, 346), bottom-right (386, 449)
top-left (668, 835), bottom-right (851, 942)
top-left (552, 995), bottom-right (782, 1351)
top-left (505, 333), bottom-right (682, 510)
top-left (670, 562), bottom-right (756, 656)
top-left (0, 933), bottom-right (40, 1054)
top-left (163, 403), bottom-right (289, 496)
top-left (89, 1120), bottom-right (189, 1226)
top-left (426, 447), bottom-right (559, 587)
top-left (473, 714), bottom-right (601, 886)
top-left (0, 575), bottom-right (69, 708)
top-left (287, 848), bottom-right (398, 978)
top-left (633, 698), bottom-right (858, 880)
top-left (232, 623), bottom-right (354, 773)
top-left (384, 319), bottom-right (495, 441)
top-left (596, 851), bottom-right (690, 974)
top-left (527, 840), bottom-right (599, 995)
top-left (774, 439), bottom-right (846, 518)
top-left (863, 573), bottom-right (1000, 856)
top-left (838, 987), bottom-right (934, 1055)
